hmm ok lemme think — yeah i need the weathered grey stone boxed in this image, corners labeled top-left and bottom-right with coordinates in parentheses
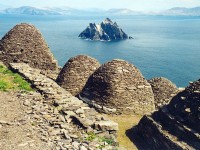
top-left (95, 121), bottom-right (119, 131)
top-left (80, 145), bottom-right (87, 150)
top-left (9, 62), bottom-right (119, 149)
top-left (76, 108), bottom-right (85, 114)
top-left (136, 79), bottom-right (200, 150)
top-left (80, 59), bottom-right (155, 115)
top-left (0, 120), bottom-right (12, 125)
top-left (56, 55), bottom-right (100, 96)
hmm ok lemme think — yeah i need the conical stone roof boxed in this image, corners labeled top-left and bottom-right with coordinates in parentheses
top-left (0, 23), bottom-right (58, 74)
top-left (80, 59), bottom-right (155, 115)
top-left (56, 55), bottom-right (100, 96)
top-left (148, 77), bottom-right (179, 109)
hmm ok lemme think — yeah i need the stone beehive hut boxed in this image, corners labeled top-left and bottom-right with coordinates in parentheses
top-left (136, 79), bottom-right (200, 149)
top-left (0, 23), bottom-right (58, 74)
top-left (56, 55), bottom-right (100, 96)
top-left (80, 59), bottom-right (155, 115)
top-left (148, 77), bottom-right (179, 110)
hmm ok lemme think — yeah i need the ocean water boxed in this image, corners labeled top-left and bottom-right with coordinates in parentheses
top-left (0, 14), bottom-right (200, 87)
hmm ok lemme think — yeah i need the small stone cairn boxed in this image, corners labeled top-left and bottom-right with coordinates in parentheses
top-left (148, 77), bottom-right (179, 109)
top-left (56, 55), bottom-right (100, 96)
top-left (0, 23), bottom-right (58, 79)
top-left (80, 59), bottom-right (155, 115)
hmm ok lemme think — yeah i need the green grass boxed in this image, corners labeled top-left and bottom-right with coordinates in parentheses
top-left (85, 132), bottom-right (97, 141)
top-left (0, 64), bottom-right (33, 92)
top-left (106, 114), bottom-right (143, 150)
top-left (84, 131), bottom-right (115, 149)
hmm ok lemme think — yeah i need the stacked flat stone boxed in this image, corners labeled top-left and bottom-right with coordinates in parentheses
top-left (9, 63), bottom-right (119, 149)
top-left (136, 79), bottom-right (200, 150)
top-left (148, 77), bottom-right (179, 109)
top-left (56, 55), bottom-right (100, 96)
top-left (80, 59), bottom-right (155, 115)
top-left (0, 23), bottom-right (58, 77)
top-left (167, 79), bottom-right (200, 132)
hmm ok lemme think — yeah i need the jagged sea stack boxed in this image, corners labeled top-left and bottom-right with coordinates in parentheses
top-left (79, 18), bottom-right (132, 41)
top-left (148, 77), bottom-right (179, 109)
top-left (56, 55), bottom-right (100, 96)
top-left (0, 23), bottom-right (58, 74)
top-left (80, 59), bottom-right (155, 115)
top-left (136, 79), bottom-right (200, 149)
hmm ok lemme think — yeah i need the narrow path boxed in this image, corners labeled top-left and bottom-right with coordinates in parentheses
top-left (6, 63), bottom-right (119, 150)
top-left (0, 91), bottom-right (49, 150)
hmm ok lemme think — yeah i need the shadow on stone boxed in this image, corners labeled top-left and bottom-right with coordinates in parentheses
top-left (126, 126), bottom-right (151, 150)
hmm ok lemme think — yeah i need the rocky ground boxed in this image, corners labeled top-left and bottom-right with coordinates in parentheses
top-left (0, 62), bottom-right (119, 150)
top-left (0, 91), bottom-right (49, 150)
top-left (0, 90), bottom-right (118, 150)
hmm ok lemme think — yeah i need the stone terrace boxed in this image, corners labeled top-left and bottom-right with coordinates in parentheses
top-left (135, 79), bottom-right (200, 150)
top-left (9, 63), bottom-right (119, 150)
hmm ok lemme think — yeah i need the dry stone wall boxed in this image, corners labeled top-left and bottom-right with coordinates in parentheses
top-left (0, 23), bottom-right (58, 79)
top-left (148, 77), bottom-right (179, 109)
top-left (80, 59), bottom-right (155, 115)
top-left (9, 63), bottom-right (119, 149)
top-left (56, 55), bottom-right (100, 96)
top-left (135, 79), bottom-right (200, 150)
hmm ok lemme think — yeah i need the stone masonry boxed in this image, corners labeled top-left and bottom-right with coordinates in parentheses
top-left (56, 55), bottom-right (100, 96)
top-left (0, 23), bottom-right (58, 79)
top-left (136, 79), bottom-right (200, 150)
top-left (80, 59), bottom-right (155, 115)
top-left (148, 77), bottom-right (179, 109)
top-left (9, 63), bottom-right (119, 150)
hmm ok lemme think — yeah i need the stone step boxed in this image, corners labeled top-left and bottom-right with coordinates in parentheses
top-left (137, 115), bottom-right (195, 150)
top-left (152, 107), bottom-right (200, 149)
top-left (167, 91), bottom-right (200, 133)
top-left (9, 63), bottom-right (119, 139)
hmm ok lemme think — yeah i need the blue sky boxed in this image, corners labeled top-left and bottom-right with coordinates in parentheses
top-left (1, 0), bottom-right (200, 11)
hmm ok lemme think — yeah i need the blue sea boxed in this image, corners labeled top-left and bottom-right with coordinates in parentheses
top-left (0, 14), bottom-right (200, 87)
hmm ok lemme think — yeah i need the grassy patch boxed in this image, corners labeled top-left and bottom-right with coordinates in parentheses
top-left (0, 64), bottom-right (33, 92)
top-left (106, 114), bottom-right (142, 150)
top-left (85, 131), bottom-right (97, 141)
top-left (84, 131), bottom-right (115, 149)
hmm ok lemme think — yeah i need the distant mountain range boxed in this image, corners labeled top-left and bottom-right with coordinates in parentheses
top-left (3, 6), bottom-right (60, 15)
top-left (159, 7), bottom-right (200, 16)
top-left (1, 6), bottom-right (200, 16)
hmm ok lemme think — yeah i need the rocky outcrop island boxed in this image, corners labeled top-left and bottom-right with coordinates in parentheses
top-left (79, 18), bottom-right (132, 41)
